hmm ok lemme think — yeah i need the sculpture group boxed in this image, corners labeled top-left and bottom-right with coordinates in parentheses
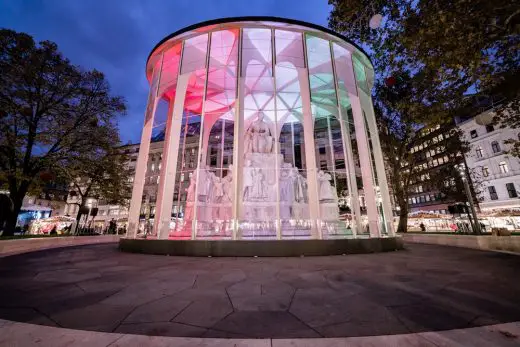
top-left (182, 113), bottom-right (338, 235)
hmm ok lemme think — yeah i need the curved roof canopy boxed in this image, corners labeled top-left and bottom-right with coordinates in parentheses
top-left (146, 16), bottom-right (372, 81)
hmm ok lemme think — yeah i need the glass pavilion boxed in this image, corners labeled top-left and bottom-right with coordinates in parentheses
top-left (127, 17), bottom-right (394, 240)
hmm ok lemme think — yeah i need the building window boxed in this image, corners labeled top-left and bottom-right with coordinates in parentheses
top-left (506, 183), bottom-right (518, 198)
top-left (499, 161), bottom-right (509, 174)
top-left (319, 147), bottom-right (326, 154)
top-left (488, 186), bottom-right (498, 200)
top-left (486, 124), bottom-right (494, 133)
top-left (482, 166), bottom-right (489, 177)
top-left (470, 130), bottom-right (478, 138)
top-left (320, 160), bottom-right (327, 170)
top-left (491, 141), bottom-right (501, 153)
top-left (476, 146), bottom-right (483, 158)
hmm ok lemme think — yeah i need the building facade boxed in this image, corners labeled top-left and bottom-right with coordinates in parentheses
top-left (458, 108), bottom-right (520, 211)
top-left (126, 17), bottom-right (394, 240)
top-left (403, 124), bottom-right (464, 215)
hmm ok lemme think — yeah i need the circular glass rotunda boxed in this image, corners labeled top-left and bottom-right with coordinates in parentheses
top-left (126, 17), bottom-right (394, 241)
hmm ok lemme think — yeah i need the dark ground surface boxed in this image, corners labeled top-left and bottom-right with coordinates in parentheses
top-left (0, 243), bottom-right (519, 338)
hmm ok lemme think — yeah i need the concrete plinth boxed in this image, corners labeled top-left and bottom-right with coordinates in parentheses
top-left (119, 237), bottom-right (403, 257)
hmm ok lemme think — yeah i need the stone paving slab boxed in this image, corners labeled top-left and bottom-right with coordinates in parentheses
top-left (0, 319), bottom-right (518, 346)
top-left (1, 243), bottom-right (520, 339)
top-left (0, 235), bottom-right (120, 257)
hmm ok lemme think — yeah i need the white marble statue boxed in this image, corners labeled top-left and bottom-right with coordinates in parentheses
top-left (293, 168), bottom-right (308, 203)
top-left (251, 167), bottom-right (267, 200)
top-left (279, 163), bottom-right (294, 203)
top-left (221, 166), bottom-right (233, 203)
top-left (197, 165), bottom-right (211, 202)
top-left (186, 174), bottom-right (196, 202)
top-left (211, 176), bottom-right (224, 203)
top-left (245, 113), bottom-right (273, 154)
top-left (243, 160), bottom-right (254, 201)
top-left (318, 170), bottom-right (336, 201)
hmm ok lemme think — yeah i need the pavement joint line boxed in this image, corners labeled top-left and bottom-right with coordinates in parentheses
top-left (286, 310), bottom-right (325, 338)
top-left (169, 301), bottom-right (193, 323)
top-left (224, 286), bottom-right (236, 312)
top-left (105, 333), bottom-right (125, 347)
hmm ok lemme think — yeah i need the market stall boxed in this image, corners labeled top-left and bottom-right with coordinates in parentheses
top-left (407, 211), bottom-right (453, 232)
top-left (30, 215), bottom-right (75, 235)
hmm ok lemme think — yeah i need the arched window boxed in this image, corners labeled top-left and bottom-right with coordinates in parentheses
top-left (491, 141), bottom-right (501, 153)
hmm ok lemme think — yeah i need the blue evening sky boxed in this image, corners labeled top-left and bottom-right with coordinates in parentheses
top-left (0, 0), bottom-right (333, 144)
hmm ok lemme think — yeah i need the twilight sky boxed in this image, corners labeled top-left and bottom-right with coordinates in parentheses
top-left (0, 0), bottom-right (332, 144)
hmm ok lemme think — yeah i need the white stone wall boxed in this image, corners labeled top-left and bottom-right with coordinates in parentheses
top-left (458, 110), bottom-right (520, 210)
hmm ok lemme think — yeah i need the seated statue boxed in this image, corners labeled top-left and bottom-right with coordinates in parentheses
top-left (244, 113), bottom-right (273, 154)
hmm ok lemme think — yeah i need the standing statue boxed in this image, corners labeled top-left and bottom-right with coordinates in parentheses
top-left (197, 165), bottom-right (209, 202)
top-left (292, 168), bottom-right (308, 203)
top-left (186, 174), bottom-right (197, 202)
top-left (211, 176), bottom-right (224, 203)
top-left (243, 160), bottom-right (254, 201)
top-left (279, 163), bottom-right (294, 202)
top-left (317, 170), bottom-right (337, 201)
top-left (245, 113), bottom-right (273, 154)
top-left (251, 167), bottom-right (267, 200)
top-left (221, 165), bottom-right (234, 203)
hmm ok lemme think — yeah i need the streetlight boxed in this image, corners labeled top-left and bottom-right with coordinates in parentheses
top-left (457, 163), bottom-right (481, 234)
top-left (84, 198), bottom-right (93, 230)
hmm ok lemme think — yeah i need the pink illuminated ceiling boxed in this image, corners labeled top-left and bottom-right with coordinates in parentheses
top-left (149, 20), bottom-right (372, 125)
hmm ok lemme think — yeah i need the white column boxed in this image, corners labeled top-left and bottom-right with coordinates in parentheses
top-left (350, 95), bottom-right (380, 237)
top-left (298, 68), bottom-right (321, 239)
top-left (126, 87), bottom-right (160, 238)
top-left (271, 28), bottom-right (282, 240)
top-left (232, 76), bottom-right (245, 240)
top-left (359, 92), bottom-right (395, 236)
top-left (154, 74), bottom-right (190, 239)
top-left (329, 43), bottom-right (361, 236)
top-left (338, 113), bottom-right (362, 236)
top-left (231, 29), bottom-right (243, 240)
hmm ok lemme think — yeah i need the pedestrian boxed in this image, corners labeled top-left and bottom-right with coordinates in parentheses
top-left (419, 222), bottom-right (426, 232)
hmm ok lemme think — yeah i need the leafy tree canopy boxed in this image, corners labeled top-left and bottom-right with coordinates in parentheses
top-left (329, 0), bottom-right (519, 126)
top-left (0, 29), bottom-right (127, 235)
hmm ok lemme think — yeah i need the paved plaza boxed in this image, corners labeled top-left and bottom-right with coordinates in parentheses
top-left (0, 243), bottom-right (519, 339)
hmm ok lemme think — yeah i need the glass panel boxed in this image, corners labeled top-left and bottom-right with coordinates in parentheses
top-left (362, 110), bottom-right (387, 234)
top-left (169, 111), bottom-right (202, 239)
top-left (353, 55), bottom-right (368, 93)
top-left (158, 44), bottom-right (182, 97)
top-left (274, 31), bottom-right (311, 238)
top-left (195, 29), bottom-right (238, 239)
top-left (275, 30), bottom-right (305, 68)
top-left (169, 46), bottom-right (208, 238)
top-left (332, 43), bottom-right (363, 235)
top-left (240, 28), bottom-right (277, 239)
top-left (181, 34), bottom-right (208, 74)
top-left (136, 64), bottom-right (163, 238)
top-left (306, 35), bottom-right (348, 238)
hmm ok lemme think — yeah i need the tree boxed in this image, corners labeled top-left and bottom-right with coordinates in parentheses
top-left (329, 0), bottom-right (520, 136)
top-left (375, 72), bottom-right (468, 232)
top-left (57, 138), bottom-right (132, 233)
top-left (0, 29), bottom-right (126, 235)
